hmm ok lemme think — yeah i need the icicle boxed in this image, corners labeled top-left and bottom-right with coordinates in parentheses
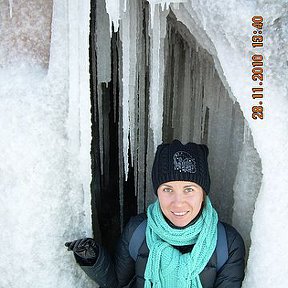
top-left (149, 5), bottom-right (161, 150)
top-left (120, 1), bottom-right (130, 180)
top-left (119, 0), bottom-right (138, 180)
top-left (105, 0), bottom-right (120, 34)
top-left (8, 0), bottom-right (13, 18)
top-left (123, 0), bottom-right (128, 12)
top-left (147, 0), bottom-right (187, 28)
top-left (104, 0), bottom-right (131, 34)
top-left (148, 4), bottom-right (169, 151)
top-left (136, 0), bottom-right (148, 212)
top-left (172, 2), bottom-right (180, 10)
top-left (128, 0), bottom-right (137, 170)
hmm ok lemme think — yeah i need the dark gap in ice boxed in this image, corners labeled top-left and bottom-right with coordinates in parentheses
top-left (90, 0), bottom-right (121, 253)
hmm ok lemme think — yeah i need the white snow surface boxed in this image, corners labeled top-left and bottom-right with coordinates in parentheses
top-left (0, 0), bottom-right (94, 287)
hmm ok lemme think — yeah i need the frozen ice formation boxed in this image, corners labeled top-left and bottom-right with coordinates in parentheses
top-left (0, 0), bottom-right (287, 287)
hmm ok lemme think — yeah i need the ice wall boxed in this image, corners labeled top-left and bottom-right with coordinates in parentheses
top-left (0, 0), bottom-right (95, 287)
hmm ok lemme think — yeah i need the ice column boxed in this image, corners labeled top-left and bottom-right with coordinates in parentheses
top-left (0, 0), bottom-right (95, 286)
top-left (147, 3), bottom-right (169, 152)
top-left (119, 0), bottom-right (137, 178)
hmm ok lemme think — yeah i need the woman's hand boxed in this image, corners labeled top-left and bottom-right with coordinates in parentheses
top-left (65, 238), bottom-right (99, 266)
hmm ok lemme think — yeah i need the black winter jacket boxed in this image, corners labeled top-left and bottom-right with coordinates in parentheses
top-left (80, 213), bottom-right (245, 288)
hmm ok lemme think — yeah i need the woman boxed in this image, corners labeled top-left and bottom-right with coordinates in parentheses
top-left (65, 140), bottom-right (245, 287)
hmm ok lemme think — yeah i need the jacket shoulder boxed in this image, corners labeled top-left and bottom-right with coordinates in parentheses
top-left (223, 223), bottom-right (246, 277)
top-left (220, 222), bottom-right (245, 260)
top-left (124, 213), bottom-right (147, 241)
top-left (214, 222), bottom-right (245, 287)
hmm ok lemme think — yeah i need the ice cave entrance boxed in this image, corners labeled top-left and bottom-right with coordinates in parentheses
top-left (90, 5), bottom-right (262, 257)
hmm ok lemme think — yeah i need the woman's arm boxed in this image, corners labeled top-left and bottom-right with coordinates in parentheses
top-left (214, 223), bottom-right (246, 288)
top-left (79, 214), bottom-right (146, 287)
top-left (79, 243), bottom-right (119, 288)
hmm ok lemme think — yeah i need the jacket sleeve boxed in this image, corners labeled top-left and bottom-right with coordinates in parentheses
top-left (214, 223), bottom-right (246, 288)
top-left (79, 214), bottom-right (146, 288)
top-left (80, 244), bottom-right (118, 288)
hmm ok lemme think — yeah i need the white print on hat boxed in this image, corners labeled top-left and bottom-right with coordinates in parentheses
top-left (173, 151), bottom-right (196, 173)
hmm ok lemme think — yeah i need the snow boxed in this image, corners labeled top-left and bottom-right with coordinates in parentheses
top-left (0, 0), bottom-right (94, 287)
top-left (148, 4), bottom-right (168, 152)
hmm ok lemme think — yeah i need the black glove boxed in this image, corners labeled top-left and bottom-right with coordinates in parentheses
top-left (65, 238), bottom-right (99, 266)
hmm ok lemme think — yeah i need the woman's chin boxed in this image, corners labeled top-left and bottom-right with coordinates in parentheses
top-left (170, 214), bottom-right (192, 227)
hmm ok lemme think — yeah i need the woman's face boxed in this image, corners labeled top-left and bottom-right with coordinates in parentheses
top-left (157, 181), bottom-right (204, 227)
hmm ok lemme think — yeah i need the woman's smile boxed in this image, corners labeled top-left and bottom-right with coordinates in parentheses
top-left (157, 181), bottom-right (204, 227)
top-left (171, 211), bottom-right (190, 216)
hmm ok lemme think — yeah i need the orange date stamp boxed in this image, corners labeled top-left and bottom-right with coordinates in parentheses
top-left (251, 16), bottom-right (264, 120)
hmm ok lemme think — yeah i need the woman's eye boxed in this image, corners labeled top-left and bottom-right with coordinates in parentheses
top-left (185, 188), bottom-right (194, 193)
top-left (163, 188), bottom-right (172, 193)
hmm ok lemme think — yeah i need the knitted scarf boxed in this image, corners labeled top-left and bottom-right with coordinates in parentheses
top-left (144, 197), bottom-right (218, 288)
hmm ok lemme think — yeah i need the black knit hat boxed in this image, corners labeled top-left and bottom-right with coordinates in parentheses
top-left (152, 139), bottom-right (210, 194)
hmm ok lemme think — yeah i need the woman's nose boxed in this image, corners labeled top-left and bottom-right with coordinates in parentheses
top-left (172, 193), bottom-right (184, 205)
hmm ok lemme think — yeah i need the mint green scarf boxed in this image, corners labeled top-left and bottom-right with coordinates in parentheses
top-left (144, 197), bottom-right (218, 288)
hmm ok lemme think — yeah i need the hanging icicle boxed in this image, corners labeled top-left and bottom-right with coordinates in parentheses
top-left (105, 0), bottom-right (120, 34)
top-left (147, 3), bottom-right (169, 152)
top-left (119, 0), bottom-right (138, 181)
top-left (147, 0), bottom-right (186, 27)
